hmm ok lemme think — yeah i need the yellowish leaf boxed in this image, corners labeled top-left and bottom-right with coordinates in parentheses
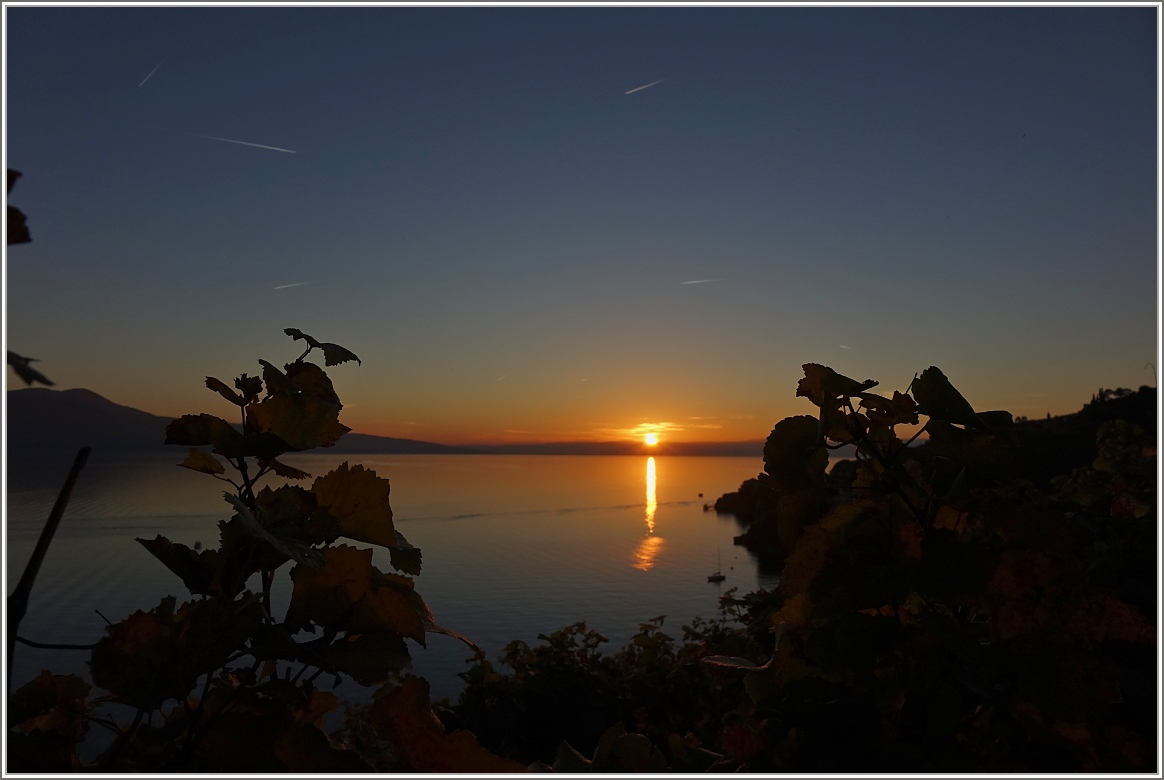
top-left (312, 463), bottom-right (396, 548)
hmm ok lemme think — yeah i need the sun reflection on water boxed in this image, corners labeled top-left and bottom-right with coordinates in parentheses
top-left (633, 456), bottom-right (664, 570)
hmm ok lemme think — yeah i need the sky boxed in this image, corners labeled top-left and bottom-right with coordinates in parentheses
top-left (4, 6), bottom-right (1159, 445)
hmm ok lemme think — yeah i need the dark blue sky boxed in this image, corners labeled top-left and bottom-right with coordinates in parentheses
top-left (6, 7), bottom-right (1158, 443)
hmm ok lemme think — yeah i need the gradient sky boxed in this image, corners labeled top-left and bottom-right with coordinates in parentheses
top-left (4, 6), bottom-right (1159, 444)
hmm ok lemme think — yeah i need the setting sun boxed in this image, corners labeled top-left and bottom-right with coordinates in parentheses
top-left (644, 433), bottom-right (659, 446)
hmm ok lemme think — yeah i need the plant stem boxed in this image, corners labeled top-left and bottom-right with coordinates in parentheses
top-left (7, 447), bottom-right (90, 687)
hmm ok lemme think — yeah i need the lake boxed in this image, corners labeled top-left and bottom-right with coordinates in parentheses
top-left (6, 450), bottom-right (774, 702)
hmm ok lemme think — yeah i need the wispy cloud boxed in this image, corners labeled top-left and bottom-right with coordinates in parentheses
top-left (192, 133), bottom-right (297, 154)
top-left (625, 78), bottom-right (668, 95)
top-left (680, 279), bottom-right (719, 285)
top-left (496, 375), bottom-right (508, 382)
top-left (273, 281), bottom-right (311, 290)
top-left (139, 54), bottom-right (169, 88)
top-left (839, 344), bottom-right (853, 350)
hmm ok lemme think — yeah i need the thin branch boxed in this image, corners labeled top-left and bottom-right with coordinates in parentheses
top-left (15, 636), bottom-right (98, 650)
top-left (8, 447), bottom-right (90, 687)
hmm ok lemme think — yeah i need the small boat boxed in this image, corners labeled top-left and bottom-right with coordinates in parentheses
top-left (708, 548), bottom-right (726, 583)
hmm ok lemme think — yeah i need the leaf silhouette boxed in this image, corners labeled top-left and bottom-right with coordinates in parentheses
top-left (7, 351), bottom-right (53, 386)
top-left (284, 328), bottom-right (361, 366)
top-left (247, 361), bottom-right (350, 451)
top-left (178, 447), bottom-right (226, 475)
top-left (224, 493), bottom-right (324, 569)
top-left (284, 544), bottom-right (374, 633)
top-left (136, 535), bottom-right (224, 596)
top-left (796, 363), bottom-right (877, 406)
top-left (234, 373), bottom-right (264, 405)
top-left (7, 169), bottom-right (31, 245)
top-left (389, 530), bottom-right (423, 576)
top-left (312, 462), bottom-right (396, 548)
top-left (89, 594), bottom-right (265, 710)
top-left (366, 675), bottom-right (528, 772)
top-left (206, 376), bottom-right (245, 406)
top-left (912, 366), bottom-right (981, 428)
top-left (763, 415), bottom-right (829, 490)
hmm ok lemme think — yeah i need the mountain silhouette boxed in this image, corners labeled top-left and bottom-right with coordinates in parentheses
top-left (5, 388), bottom-right (474, 455)
top-left (6, 388), bottom-right (766, 456)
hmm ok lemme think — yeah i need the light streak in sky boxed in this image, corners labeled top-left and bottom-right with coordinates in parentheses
top-left (193, 134), bottom-right (297, 154)
top-left (138, 55), bottom-right (169, 87)
top-left (839, 344), bottom-right (853, 350)
top-left (625, 78), bottom-right (667, 95)
top-left (680, 279), bottom-right (719, 285)
top-left (273, 282), bottom-right (311, 290)
top-left (496, 375), bottom-right (508, 382)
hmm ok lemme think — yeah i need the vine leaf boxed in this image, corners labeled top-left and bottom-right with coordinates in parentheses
top-left (88, 594), bottom-right (265, 710)
top-left (389, 530), bottom-right (423, 576)
top-left (284, 544), bottom-right (375, 632)
top-left (796, 363), bottom-right (877, 406)
top-left (365, 675), bottom-right (528, 772)
top-left (321, 632), bottom-right (412, 686)
top-left (224, 493), bottom-right (324, 568)
top-left (137, 535), bottom-right (224, 596)
top-left (912, 366), bottom-right (981, 428)
top-left (235, 373), bottom-right (264, 404)
top-left (206, 376), bottom-right (245, 406)
top-left (350, 571), bottom-right (427, 644)
top-left (247, 361), bottom-right (350, 451)
top-left (260, 457), bottom-right (311, 480)
top-left (763, 416), bottom-right (829, 490)
top-left (284, 328), bottom-right (361, 366)
top-left (178, 447), bottom-right (225, 475)
top-left (312, 463), bottom-right (396, 548)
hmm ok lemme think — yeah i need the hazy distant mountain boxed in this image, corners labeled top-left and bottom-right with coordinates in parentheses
top-left (6, 388), bottom-right (765, 457)
top-left (6, 388), bottom-right (473, 455)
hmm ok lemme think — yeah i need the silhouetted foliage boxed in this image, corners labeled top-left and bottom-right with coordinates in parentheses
top-left (451, 364), bottom-right (1157, 772)
top-left (7, 332), bottom-right (522, 772)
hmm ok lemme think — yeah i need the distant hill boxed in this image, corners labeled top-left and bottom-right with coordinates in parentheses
top-left (5, 388), bottom-right (473, 455)
top-left (6, 388), bottom-right (766, 457)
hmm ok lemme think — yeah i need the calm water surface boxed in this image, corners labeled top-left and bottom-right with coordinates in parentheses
top-left (7, 451), bottom-right (772, 701)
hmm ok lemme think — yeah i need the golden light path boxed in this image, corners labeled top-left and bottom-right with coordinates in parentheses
top-left (633, 456), bottom-right (664, 571)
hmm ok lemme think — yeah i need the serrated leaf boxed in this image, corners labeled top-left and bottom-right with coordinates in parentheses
top-left (389, 530), bottom-right (422, 575)
top-left (312, 462), bottom-right (396, 548)
top-left (88, 594), bottom-right (265, 710)
top-left (136, 535), bottom-right (224, 596)
top-left (235, 373), bottom-right (264, 405)
top-left (321, 631), bottom-right (412, 686)
top-left (912, 366), bottom-right (981, 428)
top-left (284, 327), bottom-right (323, 349)
top-left (165, 413), bottom-right (242, 449)
top-left (10, 671), bottom-right (90, 739)
top-left (206, 376), bottom-right (245, 406)
top-left (224, 493), bottom-right (324, 569)
top-left (319, 342), bottom-right (361, 366)
top-left (179, 447), bottom-right (225, 475)
top-left (796, 363), bottom-right (878, 407)
top-left (763, 415), bottom-right (829, 490)
top-left (260, 457), bottom-right (311, 480)
top-left (365, 675), bottom-right (528, 772)
top-left (284, 544), bottom-right (374, 632)
top-left (350, 574), bottom-right (426, 644)
top-left (247, 361), bottom-right (349, 451)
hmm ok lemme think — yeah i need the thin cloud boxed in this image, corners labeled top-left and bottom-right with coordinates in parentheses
top-left (273, 281), bottom-right (311, 290)
top-left (839, 344), bottom-right (853, 350)
top-left (192, 133), bottom-right (297, 154)
top-left (496, 375), bottom-right (508, 382)
top-left (625, 78), bottom-right (668, 95)
top-left (680, 279), bottom-right (719, 285)
top-left (138, 54), bottom-right (169, 88)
